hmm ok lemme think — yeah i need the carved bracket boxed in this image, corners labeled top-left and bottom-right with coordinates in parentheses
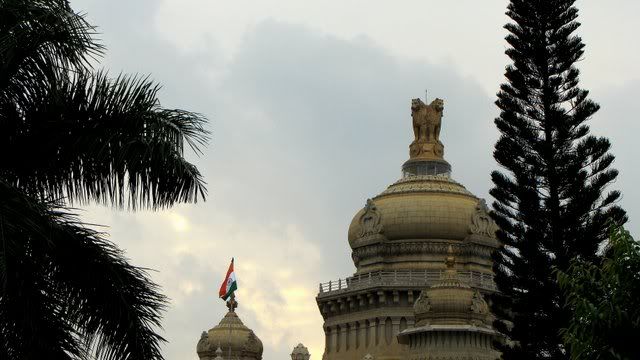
top-left (469, 199), bottom-right (499, 237)
top-left (359, 199), bottom-right (384, 237)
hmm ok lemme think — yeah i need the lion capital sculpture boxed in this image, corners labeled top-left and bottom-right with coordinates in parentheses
top-left (411, 98), bottom-right (444, 144)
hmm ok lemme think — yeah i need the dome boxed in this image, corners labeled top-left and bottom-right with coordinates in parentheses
top-left (291, 343), bottom-right (311, 360)
top-left (348, 174), bottom-right (478, 246)
top-left (413, 248), bottom-right (491, 328)
top-left (346, 97), bottom-right (499, 273)
top-left (347, 173), bottom-right (499, 273)
top-left (197, 306), bottom-right (263, 360)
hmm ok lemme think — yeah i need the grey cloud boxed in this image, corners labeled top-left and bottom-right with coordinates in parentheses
top-left (212, 19), bottom-right (497, 260)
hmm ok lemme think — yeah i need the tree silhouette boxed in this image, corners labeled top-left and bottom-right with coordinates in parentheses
top-left (0, 1), bottom-right (209, 358)
top-left (489, 0), bottom-right (626, 358)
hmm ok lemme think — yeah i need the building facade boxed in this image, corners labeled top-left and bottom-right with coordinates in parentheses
top-left (315, 97), bottom-right (501, 360)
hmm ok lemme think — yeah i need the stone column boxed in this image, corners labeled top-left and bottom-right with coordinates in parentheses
top-left (324, 325), bottom-right (332, 354)
top-left (341, 324), bottom-right (348, 352)
top-left (369, 319), bottom-right (374, 348)
top-left (391, 317), bottom-right (401, 344)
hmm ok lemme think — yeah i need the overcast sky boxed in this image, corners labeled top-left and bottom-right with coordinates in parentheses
top-left (74, 1), bottom-right (640, 359)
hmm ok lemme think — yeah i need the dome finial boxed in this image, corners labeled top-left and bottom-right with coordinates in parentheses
top-left (226, 293), bottom-right (238, 313)
top-left (445, 245), bottom-right (455, 269)
top-left (403, 95), bottom-right (451, 177)
top-left (436, 245), bottom-right (464, 287)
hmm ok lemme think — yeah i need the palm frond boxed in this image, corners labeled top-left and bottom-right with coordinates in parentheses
top-left (1, 69), bottom-right (209, 210)
top-left (0, 181), bottom-right (167, 359)
top-left (0, 0), bottom-right (102, 86)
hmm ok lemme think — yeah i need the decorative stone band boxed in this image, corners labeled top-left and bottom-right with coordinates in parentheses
top-left (397, 325), bottom-right (502, 360)
top-left (351, 241), bottom-right (497, 268)
top-left (399, 324), bottom-right (499, 337)
top-left (376, 175), bottom-right (474, 197)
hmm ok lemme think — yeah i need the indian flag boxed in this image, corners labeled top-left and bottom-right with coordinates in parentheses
top-left (218, 258), bottom-right (237, 300)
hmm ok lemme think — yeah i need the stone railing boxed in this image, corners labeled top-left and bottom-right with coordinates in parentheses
top-left (318, 269), bottom-right (495, 296)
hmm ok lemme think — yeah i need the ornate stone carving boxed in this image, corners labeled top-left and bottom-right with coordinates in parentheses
top-left (469, 199), bottom-right (498, 237)
top-left (214, 347), bottom-right (223, 360)
top-left (245, 333), bottom-right (260, 353)
top-left (359, 199), bottom-right (383, 237)
top-left (470, 290), bottom-right (489, 315)
top-left (410, 98), bottom-right (445, 159)
top-left (362, 354), bottom-right (374, 360)
top-left (414, 291), bottom-right (432, 314)
top-left (197, 331), bottom-right (209, 349)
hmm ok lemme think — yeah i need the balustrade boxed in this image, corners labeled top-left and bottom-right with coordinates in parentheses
top-left (318, 269), bottom-right (495, 295)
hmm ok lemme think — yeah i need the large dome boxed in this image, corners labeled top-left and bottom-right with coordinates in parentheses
top-left (345, 97), bottom-right (499, 274)
top-left (348, 174), bottom-right (478, 246)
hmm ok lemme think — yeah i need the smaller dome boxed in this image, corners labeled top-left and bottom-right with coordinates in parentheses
top-left (413, 247), bottom-right (491, 328)
top-left (197, 308), bottom-right (263, 360)
top-left (291, 343), bottom-right (310, 360)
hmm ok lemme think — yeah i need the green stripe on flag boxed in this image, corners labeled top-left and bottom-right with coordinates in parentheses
top-left (222, 281), bottom-right (237, 300)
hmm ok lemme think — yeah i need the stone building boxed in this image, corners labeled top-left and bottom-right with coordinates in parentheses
top-left (315, 97), bottom-right (501, 360)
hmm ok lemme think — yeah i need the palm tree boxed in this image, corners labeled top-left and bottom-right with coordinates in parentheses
top-left (0, 1), bottom-right (209, 359)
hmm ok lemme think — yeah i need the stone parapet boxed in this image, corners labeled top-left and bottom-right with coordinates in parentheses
top-left (317, 269), bottom-right (495, 299)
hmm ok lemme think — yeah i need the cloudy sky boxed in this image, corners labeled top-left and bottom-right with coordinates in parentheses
top-left (74, 0), bottom-right (640, 359)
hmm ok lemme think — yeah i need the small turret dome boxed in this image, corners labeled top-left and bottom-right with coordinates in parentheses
top-left (413, 247), bottom-right (491, 328)
top-left (197, 302), bottom-right (263, 360)
top-left (291, 343), bottom-right (310, 360)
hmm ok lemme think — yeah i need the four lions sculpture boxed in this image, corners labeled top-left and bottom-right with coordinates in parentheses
top-left (411, 98), bottom-right (444, 143)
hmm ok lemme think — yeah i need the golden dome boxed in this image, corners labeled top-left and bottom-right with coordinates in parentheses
top-left (348, 174), bottom-right (478, 247)
top-left (346, 97), bottom-right (499, 274)
top-left (197, 308), bottom-right (263, 360)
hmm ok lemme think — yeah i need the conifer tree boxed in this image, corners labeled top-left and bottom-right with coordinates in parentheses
top-left (489, 0), bottom-right (626, 358)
